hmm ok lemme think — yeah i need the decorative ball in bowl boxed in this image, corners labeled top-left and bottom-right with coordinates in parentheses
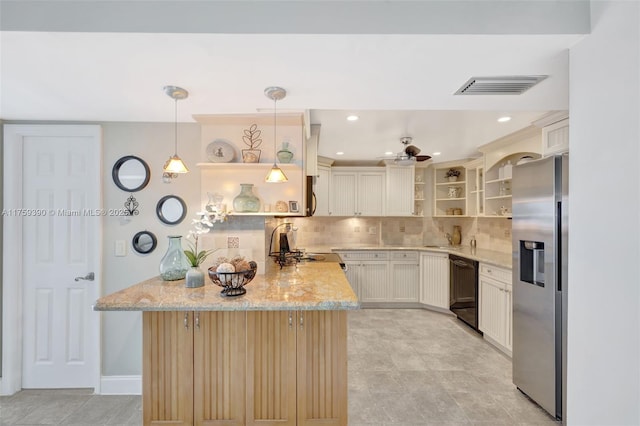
top-left (208, 260), bottom-right (257, 297)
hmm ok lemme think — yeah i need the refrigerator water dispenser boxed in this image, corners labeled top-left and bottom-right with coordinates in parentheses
top-left (519, 241), bottom-right (545, 286)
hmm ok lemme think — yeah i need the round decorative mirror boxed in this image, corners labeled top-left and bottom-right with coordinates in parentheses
top-left (156, 195), bottom-right (187, 225)
top-left (112, 155), bottom-right (151, 192)
top-left (132, 231), bottom-right (157, 254)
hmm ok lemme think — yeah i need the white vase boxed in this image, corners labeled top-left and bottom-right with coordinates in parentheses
top-left (448, 176), bottom-right (458, 182)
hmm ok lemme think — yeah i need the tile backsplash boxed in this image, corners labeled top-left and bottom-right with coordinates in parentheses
top-left (276, 215), bottom-right (512, 253)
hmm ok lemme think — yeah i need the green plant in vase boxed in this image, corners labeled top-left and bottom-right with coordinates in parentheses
top-left (445, 168), bottom-right (461, 182)
top-left (183, 211), bottom-right (226, 288)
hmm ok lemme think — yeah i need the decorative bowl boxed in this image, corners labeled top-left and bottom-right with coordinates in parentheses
top-left (207, 261), bottom-right (257, 296)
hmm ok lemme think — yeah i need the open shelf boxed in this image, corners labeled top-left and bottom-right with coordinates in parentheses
top-left (435, 180), bottom-right (466, 186)
top-left (196, 162), bottom-right (302, 168)
top-left (485, 195), bottom-right (512, 201)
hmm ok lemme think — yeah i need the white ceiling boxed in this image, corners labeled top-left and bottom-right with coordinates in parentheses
top-left (0, 1), bottom-right (587, 163)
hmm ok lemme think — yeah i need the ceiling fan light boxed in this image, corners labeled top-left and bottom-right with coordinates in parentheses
top-left (395, 157), bottom-right (416, 166)
top-left (164, 155), bottom-right (189, 174)
top-left (265, 164), bottom-right (288, 183)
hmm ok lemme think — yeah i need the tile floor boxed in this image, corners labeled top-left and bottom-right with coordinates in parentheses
top-left (0, 308), bottom-right (558, 425)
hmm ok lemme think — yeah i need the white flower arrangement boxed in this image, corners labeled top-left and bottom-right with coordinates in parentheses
top-left (184, 210), bottom-right (227, 267)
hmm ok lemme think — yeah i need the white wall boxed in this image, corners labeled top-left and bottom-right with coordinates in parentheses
top-left (100, 122), bottom-right (269, 377)
top-left (101, 122), bottom-right (201, 375)
top-left (568, 1), bottom-right (640, 424)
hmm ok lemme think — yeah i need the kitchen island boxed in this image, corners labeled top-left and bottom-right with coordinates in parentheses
top-left (94, 262), bottom-right (358, 426)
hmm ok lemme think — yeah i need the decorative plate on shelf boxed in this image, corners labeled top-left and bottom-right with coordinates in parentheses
top-left (206, 139), bottom-right (236, 163)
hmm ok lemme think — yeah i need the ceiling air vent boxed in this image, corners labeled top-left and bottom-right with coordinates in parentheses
top-left (454, 75), bottom-right (548, 95)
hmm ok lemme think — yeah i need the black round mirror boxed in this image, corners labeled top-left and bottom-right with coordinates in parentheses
top-left (112, 155), bottom-right (151, 192)
top-left (132, 230), bottom-right (157, 254)
top-left (156, 195), bottom-right (187, 225)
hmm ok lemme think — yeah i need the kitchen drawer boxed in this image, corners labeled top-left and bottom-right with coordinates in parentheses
top-left (337, 251), bottom-right (388, 261)
top-left (390, 251), bottom-right (418, 261)
top-left (479, 263), bottom-right (511, 284)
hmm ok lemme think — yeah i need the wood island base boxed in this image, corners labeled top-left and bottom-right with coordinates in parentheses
top-left (143, 310), bottom-right (348, 426)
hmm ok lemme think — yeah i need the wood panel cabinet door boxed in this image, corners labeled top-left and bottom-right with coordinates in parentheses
top-left (504, 285), bottom-right (513, 352)
top-left (330, 172), bottom-right (357, 216)
top-left (359, 261), bottom-right (390, 303)
top-left (246, 311), bottom-right (298, 426)
top-left (314, 166), bottom-right (331, 216)
top-left (194, 311), bottom-right (246, 425)
top-left (297, 310), bottom-right (348, 426)
top-left (479, 276), bottom-right (506, 345)
top-left (390, 261), bottom-right (420, 302)
top-left (357, 172), bottom-right (385, 216)
top-left (343, 262), bottom-right (361, 300)
top-left (143, 311), bottom-right (194, 426)
top-left (385, 166), bottom-right (415, 216)
top-left (419, 253), bottom-right (450, 309)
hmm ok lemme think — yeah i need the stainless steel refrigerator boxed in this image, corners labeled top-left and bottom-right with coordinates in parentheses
top-left (512, 154), bottom-right (568, 421)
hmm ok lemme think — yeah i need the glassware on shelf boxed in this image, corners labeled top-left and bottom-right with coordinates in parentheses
top-left (233, 183), bottom-right (260, 212)
top-left (276, 141), bottom-right (294, 163)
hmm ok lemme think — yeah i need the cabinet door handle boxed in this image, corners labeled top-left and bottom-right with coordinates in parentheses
top-left (288, 311), bottom-right (293, 329)
top-left (184, 312), bottom-right (189, 329)
top-left (195, 312), bottom-right (200, 329)
top-left (299, 312), bottom-right (304, 329)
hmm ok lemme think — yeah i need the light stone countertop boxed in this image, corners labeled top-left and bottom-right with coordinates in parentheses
top-left (93, 262), bottom-right (359, 312)
top-left (306, 245), bottom-right (512, 269)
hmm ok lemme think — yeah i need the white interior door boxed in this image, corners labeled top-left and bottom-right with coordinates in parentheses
top-left (17, 126), bottom-right (101, 388)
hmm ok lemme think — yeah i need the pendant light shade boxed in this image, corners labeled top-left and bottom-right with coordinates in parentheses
top-left (264, 86), bottom-right (288, 183)
top-left (265, 165), bottom-right (289, 183)
top-left (163, 85), bottom-right (189, 179)
top-left (164, 155), bottom-right (189, 174)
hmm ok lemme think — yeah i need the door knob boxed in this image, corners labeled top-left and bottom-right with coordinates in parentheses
top-left (74, 272), bottom-right (95, 281)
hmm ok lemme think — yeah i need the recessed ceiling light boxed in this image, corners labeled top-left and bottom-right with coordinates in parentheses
top-left (384, 151), bottom-right (394, 155)
top-left (432, 152), bottom-right (441, 156)
top-left (346, 115), bottom-right (359, 121)
top-left (497, 116), bottom-right (512, 123)
top-left (336, 151), bottom-right (344, 156)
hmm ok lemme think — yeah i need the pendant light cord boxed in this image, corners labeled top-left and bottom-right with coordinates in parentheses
top-left (273, 97), bottom-right (277, 164)
top-left (174, 98), bottom-right (178, 156)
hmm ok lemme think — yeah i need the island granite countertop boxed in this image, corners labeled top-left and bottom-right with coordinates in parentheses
top-left (94, 261), bottom-right (359, 312)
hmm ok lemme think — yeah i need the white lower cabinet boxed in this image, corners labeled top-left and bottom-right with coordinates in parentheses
top-left (390, 251), bottom-right (420, 302)
top-left (337, 251), bottom-right (419, 304)
top-left (359, 261), bottom-right (391, 302)
top-left (478, 263), bottom-right (512, 355)
top-left (419, 252), bottom-right (450, 310)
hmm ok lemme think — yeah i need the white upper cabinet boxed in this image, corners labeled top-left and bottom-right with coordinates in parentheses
top-left (385, 165), bottom-right (415, 216)
top-left (542, 118), bottom-right (569, 156)
top-left (330, 167), bottom-right (385, 216)
top-left (313, 165), bottom-right (331, 216)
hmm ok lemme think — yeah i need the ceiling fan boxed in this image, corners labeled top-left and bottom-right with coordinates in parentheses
top-left (382, 137), bottom-right (432, 165)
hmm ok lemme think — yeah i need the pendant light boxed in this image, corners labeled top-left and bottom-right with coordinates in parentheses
top-left (264, 86), bottom-right (288, 183)
top-left (163, 85), bottom-right (189, 179)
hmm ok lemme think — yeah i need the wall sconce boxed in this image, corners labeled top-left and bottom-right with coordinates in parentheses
top-left (163, 85), bottom-right (189, 182)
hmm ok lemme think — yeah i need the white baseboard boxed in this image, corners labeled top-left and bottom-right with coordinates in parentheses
top-left (99, 375), bottom-right (142, 395)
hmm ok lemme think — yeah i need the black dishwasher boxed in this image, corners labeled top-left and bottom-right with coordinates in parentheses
top-left (449, 254), bottom-right (481, 333)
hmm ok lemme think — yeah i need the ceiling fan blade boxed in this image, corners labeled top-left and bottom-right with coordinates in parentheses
top-left (404, 145), bottom-right (421, 156)
top-left (415, 155), bottom-right (431, 162)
